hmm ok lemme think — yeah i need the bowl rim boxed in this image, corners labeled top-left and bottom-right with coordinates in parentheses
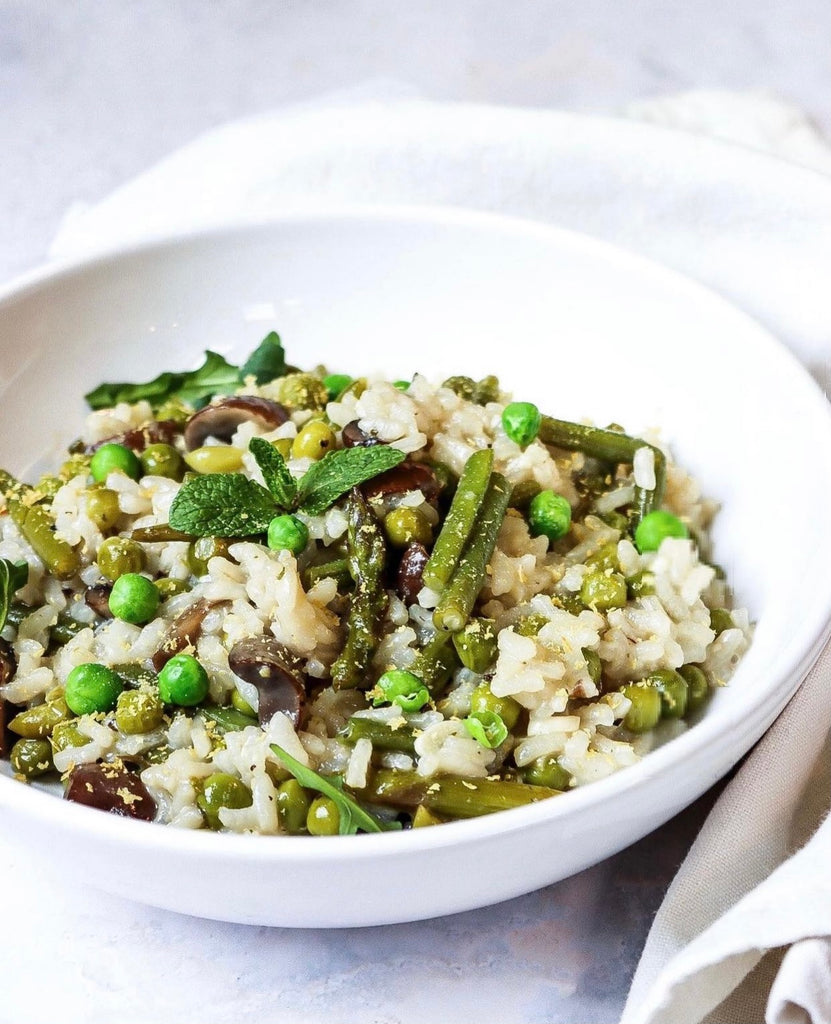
top-left (2, 203), bottom-right (831, 865)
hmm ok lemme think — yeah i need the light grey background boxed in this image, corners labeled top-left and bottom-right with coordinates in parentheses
top-left (0, 3), bottom-right (828, 1022)
top-left (1, 0), bottom-right (829, 283)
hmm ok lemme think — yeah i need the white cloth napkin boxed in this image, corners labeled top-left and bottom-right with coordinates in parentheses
top-left (50, 92), bottom-right (831, 1023)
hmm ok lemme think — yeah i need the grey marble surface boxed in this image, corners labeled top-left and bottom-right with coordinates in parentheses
top-left (0, 3), bottom-right (828, 1022)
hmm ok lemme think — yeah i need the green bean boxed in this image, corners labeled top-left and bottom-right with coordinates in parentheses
top-left (131, 524), bottom-right (194, 543)
top-left (199, 703), bottom-right (258, 734)
top-left (341, 717), bottom-right (417, 753)
top-left (422, 448), bottom-right (494, 593)
top-left (331, 490), bottom-right (388, 690)
top-left (303, 557), bottom-right (352, 589)
top-left (0, 470), bottom-right (29, 507)
top-left (409, 631), bottom-right (459, 697)
top-left (364, 770), bottom-right (561, 818)
top-left (50, 613), bottom-right (86, 646)
top-left (538, 416), bottom-right (665, 523)
top-left (433, 472), bottom-right (511, 633)
top-left (8, 500), bottom-right (79, 580)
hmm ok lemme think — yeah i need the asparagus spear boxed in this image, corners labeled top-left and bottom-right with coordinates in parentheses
top-left (331, 489), bottom-right (388, 689)
top-left (8, 499), bottom-right (79, 581)
top-left (538, 416), bottom-right (665, 523)
top-left (409, 631), bottom-right (459, 697)
top-left (364, 769), bottom-right (562, 818)
top-left (422, 448), bottom-right (494, 593)
top-left (433, 472), bottom-right (511, 634)
top-left (342, 717), bottom-right (417, 754)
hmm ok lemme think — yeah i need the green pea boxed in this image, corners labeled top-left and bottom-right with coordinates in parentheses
top-left (273, 437), bottom-right (293, 461)
top-left (502, 402), bottom-right (542, 448)
top-left (230, 689), bottom-right (256, 717)
top-left (115, 689), bottom-right (164, 734)
top-left (383, 507), bottom-right (432, 548)
top-left (140, 443), bottom-right (185, 481)
top-left (10, 738), bottom-right (54, 779)
top-left (528, 490), bottom-right (572, 541)
top-left (274, 372), bottom-right (329, 411)
top-left (197, 772), bottom-right (253, 830)
top-left (598, 510), bottom-right (630, 533)
top-left (154, 398), bottom-right (193, 425)
top-left (514, 613), bottom-right (548, 638)
top-left (442, 375), bottom-right (476, 400)
top-left (291, 420), bottom-right (336, 461)
top-left (620, 682), bottom-right (662, 733)
top-left (582, 648), bottom-right (603, 687)
top-left (322, 373), bottom-right (353, 400)
top-left (85, 486), bottom-right (122, 531)
top-left (585, 541), bottom-right (620, 573)
top-left (580, 569), bottom-right (627, 611)
top-left (187, 536), bottom-right (231, 576)
top-left (90, 443), bottom-right (141, 483)
top-left (306, 796), bottom-right (341, 836)
top-left (50, 720), bottom-right (87, 754)
top-left (627, 570), bottom-right (656, 599)
top-left (709, 608), bottom-right (734, 636)
top-left (679, 664), bottom-right (710, 714)
top-left (108, 573), bottom-right (160, 624)
top-left (522, 755), bottom-right (572, 790)
top-left (634, 510), bottom-right (689, 553)
top-left (97, 536), bottom-right (145, 582)
top-left (65, 663), bottom-right (124, 715)
top-left (157, 654), bottom-right (209, 707)
top-left (648, 668), bottom-right (688, 719)
top-left (276, 779), bottom-right (311, 834)
top-left (267, 514), bottom-right (309, 556)
top-left (392, 380), bottom-right (411, 391)
top-left (463, 710), bottom-right (508, 749)
top-left (472, 375), bottom-right (500, 405)
top-left (374, 670), bottom-right (430, 712)
top-left (509, 479), bottom-right (542, 512)
top-left (452, 618), bottom-right (498, 674)
top-left (9, 697), bottom-right (71, 739)
top-left (154, 577), bottom-right (191, 599)
top-left (184, 446), bottom-right (244, 474)
top-left (470, 682), bottom-right (521, 730)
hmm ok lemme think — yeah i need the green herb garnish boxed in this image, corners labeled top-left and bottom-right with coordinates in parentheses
top-left (270, 743), bottom-right (400, 834)
top-left (0, 558), bottom-right (28, 633)
top-left (168, 439), bottom-right (405, 536)
top-left (84, 333), bottom-right (287, 411)
top-left (239, 332), bottom-right (286, 385)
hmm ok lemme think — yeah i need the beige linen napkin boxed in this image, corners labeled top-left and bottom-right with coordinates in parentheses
top-left (49, 90), bottom-right (831, 1022)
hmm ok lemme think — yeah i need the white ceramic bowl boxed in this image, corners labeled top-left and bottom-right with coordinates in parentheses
top-left (1, 207), bottom-right (830, 927)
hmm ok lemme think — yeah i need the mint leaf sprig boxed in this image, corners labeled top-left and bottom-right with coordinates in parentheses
top-left (270, 743), bottom-right (400, 834)
top-left (0, 558), bottom-right (28, 633)
top-left (168, 437), bottom-right (405, 537)
top-left (84, 332), bottom-right (286, 411)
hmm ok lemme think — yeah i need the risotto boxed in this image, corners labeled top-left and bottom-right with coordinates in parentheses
top-left (0, 332), bottom-right (750, 834)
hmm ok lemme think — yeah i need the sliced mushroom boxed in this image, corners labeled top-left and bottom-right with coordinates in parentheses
top-left (227, 636), bottom-right (308, 728)
top-left (84, 583), bottom-right (113, 618)
top-left (396, 542), bottom-right (429, 605)
top-left (341, 420), bottom-right (383, 448)
top-left (86, 419), bottom-right (181, 454)
top-left (183, 396), bottom-right (289, 451)
top-left (363, 460), bottom-right (441, 503)
top-left (64, 762), bottom-right (156, 820)
top-left (152, 598), bottom-right (213, 672)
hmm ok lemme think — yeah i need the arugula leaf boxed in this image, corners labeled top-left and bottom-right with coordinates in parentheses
top-left (239, 331), bottom-right (286, 385)
top-left (84, 350), bottom-right (240, 411)
top-left (248, 437), bottom-right (297, 508)
top-left (168, 473), bottom-right (278, 536)
top-left (270, 744), bottom-right (400, 834)
top-left (297, 446), bottom-right (406, 515)
top-left (0, 558), bottom-right (28, 632)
